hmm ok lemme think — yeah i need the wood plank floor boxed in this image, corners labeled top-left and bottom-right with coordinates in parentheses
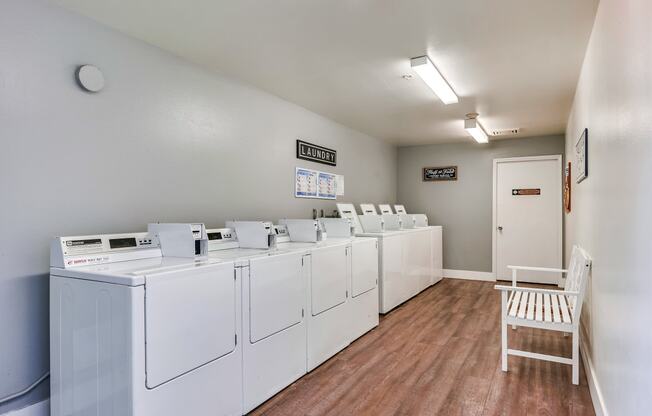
top-left (250, 279), bottom-right (595, 416)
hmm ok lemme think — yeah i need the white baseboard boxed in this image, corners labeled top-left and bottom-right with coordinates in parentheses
top-left (443, 269), bottom-right (495, 282)
top-left (580, 331), bottom-right (608, 416)
top-left (7, 399), bottom-right (49, 416)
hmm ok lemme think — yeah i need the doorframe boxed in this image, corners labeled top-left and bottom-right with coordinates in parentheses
top-left (491, 154), bottom-right (563, 281)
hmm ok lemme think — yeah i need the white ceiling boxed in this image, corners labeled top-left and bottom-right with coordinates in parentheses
top-left (52, 0), bottom-right (598, 145)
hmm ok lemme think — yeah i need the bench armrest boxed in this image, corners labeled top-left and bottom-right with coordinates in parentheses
top-left (494, 285), bottom-right (579, 297)
top-left (507, 265), bottom-right (568, 273)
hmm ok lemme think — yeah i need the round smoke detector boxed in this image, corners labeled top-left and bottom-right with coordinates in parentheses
top-left (75, 65), bottom-right (105, 93)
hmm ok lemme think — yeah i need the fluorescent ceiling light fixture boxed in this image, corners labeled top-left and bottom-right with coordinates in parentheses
top-left (410, 55), bottom-right (458, 104)
top-left (464, 113), bottom-right (489, 143)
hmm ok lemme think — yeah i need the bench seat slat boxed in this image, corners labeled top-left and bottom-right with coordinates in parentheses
top-left (551, 294), bottom-right (561, 323)
top-left (535, 293), bottom-right (543, 321)
top-left (559, 294), bottom-right (572, 324)
top-left (544, 293), bottom-right (552, 322)
top-left (509, 291), bottom-right (522, 317)
top-left (517, 292), bottom-right (529, 319)
top-left (526, 291), bottom-right (536, 320)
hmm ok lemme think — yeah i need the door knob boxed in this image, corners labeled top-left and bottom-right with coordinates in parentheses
top-left (497, 226), bottom-right (503, 231)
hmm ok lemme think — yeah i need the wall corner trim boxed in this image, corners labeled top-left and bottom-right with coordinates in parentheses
top-left (443, 269), bottom-right (496, 282)
top-left (580, 330), bottom-right (609, 416)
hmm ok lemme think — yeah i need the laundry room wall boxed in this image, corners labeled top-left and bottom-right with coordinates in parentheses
top-left (0, 0), bottom-right (396, 412)
top-left (397, 135), bottom-right (564, 273)
top-left (564, 0), bottom-right (652, 414)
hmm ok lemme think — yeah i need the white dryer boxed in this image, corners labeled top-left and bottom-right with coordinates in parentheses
top-left (208, 222), bottom-right (307, 414)
top-left (276, 219), bottom-right (352, 371)
top-left (50, 224), bottom-right (242, 416)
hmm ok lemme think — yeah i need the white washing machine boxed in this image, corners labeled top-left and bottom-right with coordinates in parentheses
top-left (369, 203), bottom-right (441, 293)
top-left (275, 219), bottom-right (352, 371)
top-left (337, 203), bottom-right (435, 313)
top-left (394, 204), bottom-right (444, 285)
top-left (50, 223), bottom-right (242, 416)
top-left (318, 218), bottom-right (379, 343)
top-left (208, 221), bottom-right (307, 414)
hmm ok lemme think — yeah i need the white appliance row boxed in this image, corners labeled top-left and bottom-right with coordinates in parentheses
top-left (50, 219), bottom-right (379, 416)
top-left (337, 203), bottom-right (443, 314)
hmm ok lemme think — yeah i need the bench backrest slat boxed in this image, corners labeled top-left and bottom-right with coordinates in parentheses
top-left (563, 245), bottom-right (592, 321)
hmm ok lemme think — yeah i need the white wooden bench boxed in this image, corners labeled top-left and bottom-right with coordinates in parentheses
top-left (494, 245), bottom-right (592, 385)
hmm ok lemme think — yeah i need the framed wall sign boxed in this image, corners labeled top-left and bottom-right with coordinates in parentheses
top-left (296, 139), bottom-right (337, 166)
top-left (423, 166), bottom-right (458, 181)
top-left (564, 162), bottom-right (572, 213)
top-left (575, 128), bottom-right (588, 183)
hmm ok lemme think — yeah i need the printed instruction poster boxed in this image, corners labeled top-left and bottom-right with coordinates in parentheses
top-left (295, 167), bottom-right (339, 200)
top-left (295, 167), bottom-right (318, 198)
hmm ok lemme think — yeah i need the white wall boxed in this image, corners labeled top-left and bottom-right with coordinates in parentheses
top-left (0, 0), bottom-right (396, 412)
top-left (565, 0), bottom-right (652, 414)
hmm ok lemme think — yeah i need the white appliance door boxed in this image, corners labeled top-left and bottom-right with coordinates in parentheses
top-left (405, 230), bottom-right (431, 292)
top-left (495, 156), bottom-right (562, 283)
top-left (311, 245), bottom-right (348, 315)
top-left (145, 262), bottom-right (237, 388)
top-left (351, 239), bottom-right (378, 297)
top-left (380, 235), bottom-right (403, 313)
top-left (431, 227), bottom-right (443, 284)
top-left (249, 252), bottom-right (304, 343)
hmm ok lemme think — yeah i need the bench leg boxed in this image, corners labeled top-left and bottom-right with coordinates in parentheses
top-left (572, 329), bottom-right (579, 385)
top-left (501, 291), bottom-right (508, 372)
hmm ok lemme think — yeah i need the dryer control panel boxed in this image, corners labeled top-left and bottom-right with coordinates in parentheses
top-left (206, 228), bottom-right (239, 252)
top-left (51, 232), bottom-right (161, 268)
top-left (207, 229), bottom-right (235, 242)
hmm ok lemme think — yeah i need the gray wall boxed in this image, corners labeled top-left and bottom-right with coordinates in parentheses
top-left (0, 0), bottom-right (396, 412)
top-left (397, 135), bottom-right (564, 272)
top-left (564, 0), bottom-right (652, 413)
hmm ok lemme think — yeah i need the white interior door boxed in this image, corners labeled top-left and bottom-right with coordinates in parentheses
top-left (494, 155), bottom-right (562, 284)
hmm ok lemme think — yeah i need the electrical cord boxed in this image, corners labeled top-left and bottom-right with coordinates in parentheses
top-left (0, 372), bottom-right (49, 405)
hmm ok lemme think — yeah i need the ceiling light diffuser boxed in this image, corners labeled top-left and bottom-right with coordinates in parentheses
top-left (410, 55), bottom-right (458, 105)
top-left (464, 114), bottom-right (489, 143)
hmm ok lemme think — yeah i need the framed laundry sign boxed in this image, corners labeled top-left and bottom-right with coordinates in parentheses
top-left (423, 166), bottom-right (458, 181)
top-left (575, 128), bottom-right (588, 183)
top-left (296, 140), bottom-right (337, 166)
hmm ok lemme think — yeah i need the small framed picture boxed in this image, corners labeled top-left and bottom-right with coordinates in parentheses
top-left (564, 162), bottom-right (572, 213)
top-left (422, 166), bottom-right (458, 181)
top-left (575, 128), bottom-right (588, 183)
